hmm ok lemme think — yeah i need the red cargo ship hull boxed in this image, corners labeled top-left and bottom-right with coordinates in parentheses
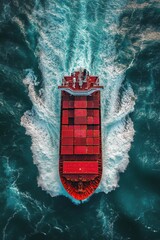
top-left (58, 70), bottom-right (103, 200)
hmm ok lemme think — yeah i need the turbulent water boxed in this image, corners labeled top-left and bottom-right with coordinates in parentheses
top-left (0, 0), bottom-right (160, 239)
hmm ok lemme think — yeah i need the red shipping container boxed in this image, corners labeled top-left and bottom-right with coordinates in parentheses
top-left (93, 117), bottom-right (99, 124)
top-left (75, 116), bottom-right (87, 124)
top-left (63, 110), bottom-right (68, 117)
top-left (74, 138), bottom-right (86, 145)
top-left (74, 146), bottom-right (87, 154)
top-left (86, 138), bottom-right (93, 145)
top-left (74, 138), bottom-right (79, 146)
top-left (62, 138), bottom-right (73, 145)
top-left (74, 129), bottom-right (81, 138)
top-left (80, 138), bottom-right (86, 145)
top-left (93, 101), bottom-right (99, 108)
top-left (62, 129), bottom-right (73, 138)
top-left (93, 130), bottom-right (99, 137)
top-left (63, 101), bottom-right (69, 108)
top-left (93, 146), bottom-right (100, 154)
top-left (63, 161), bottom-right (98, 174)
top-left (62, 125), bottom-right (68, 130)
top-left (74, 101), bottom-right (87, 108)
top-left (74, 117), bottom-right (80, 125)
top-left (87, 101), bottom-right (94, 108)
top-left (87, 116), bottom-right (93, 124)
top-left (74, 125), bottom-right (81, 130)
top-left (87, 146), bottom-right (93, 154)
top-left (94, 110), bottom-right (99, 117)
top-left (74, 109), bottom-right (87, 116)
top-left (93, 138), bottom-right (99, 145)
top-left (68, 125), bottom-right (74, 130)
top-left (61, 146), bottom-right (73, 154)
top-left (80, 125), bottom-right (87, 130)
top-left (74, 129), bottom-right (86, 138)
top-left (62, 115), bottom-right (68, 124)
top-left (80, 101), bottom-right (87, 108)
top-left (80, 129), bottom-right (86, 138)
top-left (88, 109), bottom-right (93, 116)
top-left (87, 130), bottom-right (93, 137)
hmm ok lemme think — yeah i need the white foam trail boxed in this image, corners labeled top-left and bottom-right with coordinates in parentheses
top-left (21, 71), bottom-right (62, 197)
top-left (21, 0), bottom-right (135, 203)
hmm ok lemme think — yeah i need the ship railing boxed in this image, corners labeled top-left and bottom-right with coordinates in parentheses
top-left (58, 87), bottom-right (103, 96)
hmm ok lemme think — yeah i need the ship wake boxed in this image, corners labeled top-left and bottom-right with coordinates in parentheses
top-left (21, 0), bottom-right (136, 203)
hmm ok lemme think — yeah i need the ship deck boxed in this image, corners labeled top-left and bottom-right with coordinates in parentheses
top-left (58, 70), bottom-right (103, 200)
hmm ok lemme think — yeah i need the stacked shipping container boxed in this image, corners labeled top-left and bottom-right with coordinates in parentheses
top-left (58, 70), bottom-right (103, 200)
top-left (61, 93), bottom-right (100, 157)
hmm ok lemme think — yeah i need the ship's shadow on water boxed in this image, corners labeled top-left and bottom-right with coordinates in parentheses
top-left (0, 0), bottom-right (160, 239)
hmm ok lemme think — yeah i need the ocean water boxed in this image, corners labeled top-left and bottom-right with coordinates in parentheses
top-left (0, 0), bottom-right (160, 239)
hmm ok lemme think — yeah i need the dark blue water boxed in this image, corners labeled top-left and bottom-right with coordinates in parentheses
top-left (0, 0), bottom-right (160, 239)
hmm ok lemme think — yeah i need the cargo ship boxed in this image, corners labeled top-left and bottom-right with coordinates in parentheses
top-left (58, 69), bottom-right (103, 200)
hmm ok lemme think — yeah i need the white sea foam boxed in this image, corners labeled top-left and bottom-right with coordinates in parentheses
top-left (21, 0), bottom-right (135, 203)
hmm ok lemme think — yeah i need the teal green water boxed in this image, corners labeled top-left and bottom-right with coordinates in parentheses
top-left (0, 0), bottom-right (160, 239)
